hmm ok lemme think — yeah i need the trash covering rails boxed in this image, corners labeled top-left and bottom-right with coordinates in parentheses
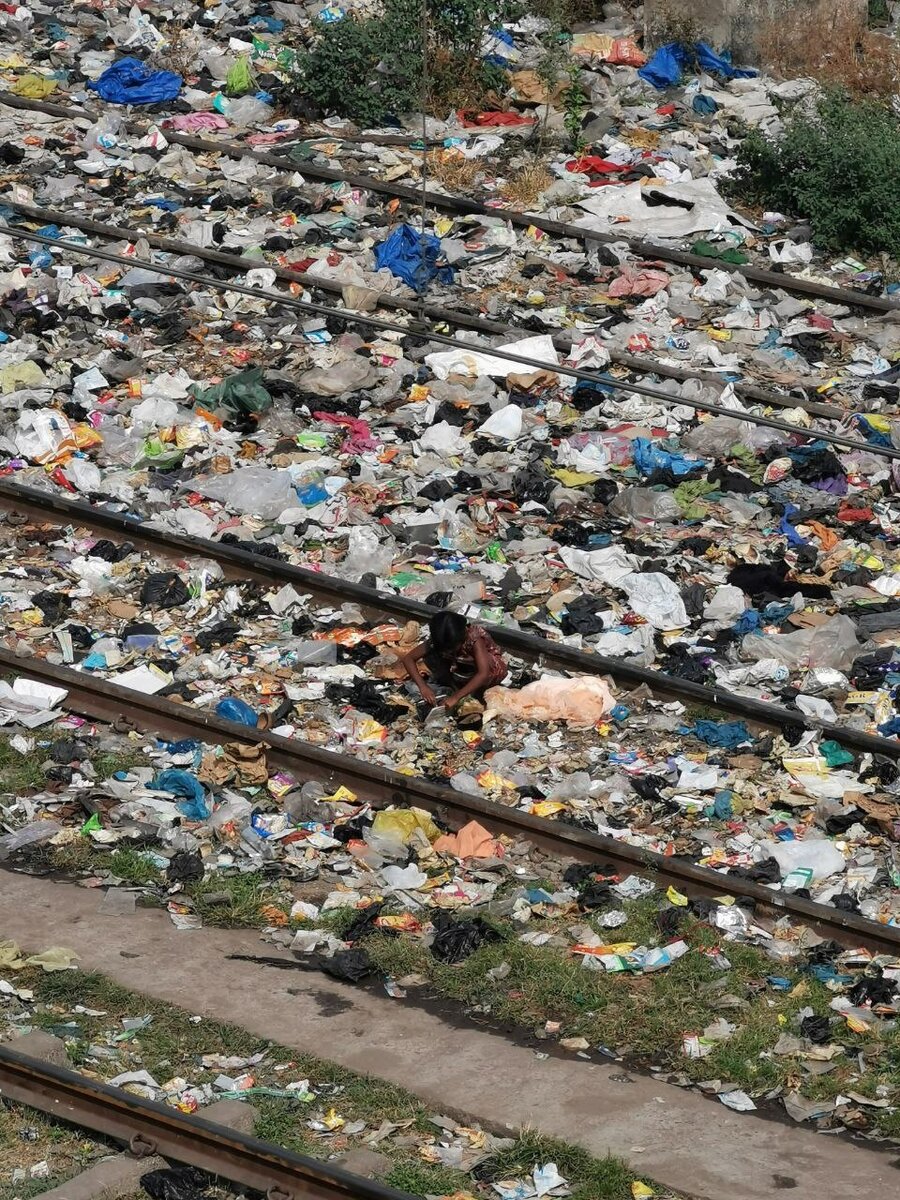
top-left (1, 0), bottom-right (900, 889)
top-left (6, 711), bottom-right (900, 1138)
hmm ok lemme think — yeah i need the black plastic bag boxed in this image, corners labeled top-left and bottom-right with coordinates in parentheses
top-left (32, 590), bottom-right (71, 624)
top-left (141, 1166), bottom-right (210, 1200)
top-left (140, 572), bottom-right (189, 609)
top-left (321, 947), bottom-right (373, 982)
top-left (579, 881), bottom-right (612, 909)
top-left (800, 1014), bottom-right (831, 1044)
top-left (344, 900), bottom-right (386, 942)
top-left (166, 851), bottom-right (205, 884)
top-left (196, 621), bottom-right (242, 650)
top-left (430, 913), bottom-right (500, 964)
top-left (88, 538), bottom-right (135, 562)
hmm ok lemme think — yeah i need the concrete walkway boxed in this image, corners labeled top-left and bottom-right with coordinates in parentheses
top-left (1, 871), bottom-right (897, 1200)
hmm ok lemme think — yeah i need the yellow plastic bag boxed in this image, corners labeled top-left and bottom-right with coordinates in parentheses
top-left (371, 807), bottom-right (440, 845)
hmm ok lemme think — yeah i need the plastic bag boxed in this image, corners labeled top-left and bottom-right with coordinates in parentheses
top-left (373, 224), bottom-right (453, 292)
top-left (86, 57), bottom-right (182, 105)
top-left (141, 572), bottom-right (190, 610)
top-left (370, 807), bottom-right (440, 847)
top-left (225, 56), bottom-right (255, 97)
top-left (771, 838), bottom-right (846, 881)
top-left (341, 526), bottom-right (394, 581)
top-left (166, 851), bottom-right (204, 884)
top-left (0, 820), bottom-right (62, 861)
top-left (741, 615), bottom-right (859, 671)
top-left (621, 572), bottom-right (689, 630)
top-left (430, 913), bottom-right (500, 963)
top-left (189, 368), bottom-right (272, 415)
top-left (484, 676), bottom-right (616, 728)
top-left (215, 697), bottom-right (258, 727)
top-left (198, 466), bottom-right (297, 520)
top-left (151, 770), bottom-right (210, 822)
top-left (140, 1166), bottom-right (210, 1200)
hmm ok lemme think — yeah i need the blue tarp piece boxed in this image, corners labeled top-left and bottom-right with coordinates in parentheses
top-left (638, 42), bottom-right (757, 90)
top-left (216, 697), bottom-right (259, 727)
top-left (87, 57), bottom-right (182, 105)
top-left (632, 437), bottom-right (704, 478)
top-left (692, 93), bottom-right (718, 114)
top-left (374, 223), bottom-right (453, 292)
top-left (681, 719), bottom-right (752, 749)
top-left (151, 769), bottom-right (210, 821)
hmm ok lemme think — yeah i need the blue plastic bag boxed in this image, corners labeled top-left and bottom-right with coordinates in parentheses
top-left (639, 42), bottom-right (756, 90)
top-left (87, 57), bottom-right (182, 105)
top-left (632, 437), bottom-right (703, 478)
top-left (151, 769), bottom-right (209, 821)
top-left (216, 697), bottom-right (258, 727)
top-left (693, 93), bottom-right (718, 115)
top-left (374, 224), bottom-right (453, 293)
top-left (681, 719), bottom-right (751, 749)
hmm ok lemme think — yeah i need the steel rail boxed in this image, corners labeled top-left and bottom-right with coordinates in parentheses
top-left (0, 173), bottom-right (864, 426)
top-left (2, 218), bottom-right (895, 462)
top-left (2, 476), bottom-right (900, 760)
top-left (2, 89), bottom-right (897, 315)
top-left (0, 1045), bottom-right (417, 1200)
top-left (2, 647), bottom-right (900, 953)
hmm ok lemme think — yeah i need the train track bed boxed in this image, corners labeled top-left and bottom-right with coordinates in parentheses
top-left (2, 498), bottom-right (900, 924)
top-left (2, 684), bottom-right (900, 1140)
top-left (0, 965), bottom-right (657, 1200)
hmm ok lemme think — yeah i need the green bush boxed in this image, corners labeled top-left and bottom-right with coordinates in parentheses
top-left (292, 0), bottom-right (518, 125)
top-left (728, 90), bottom-right (900, 258)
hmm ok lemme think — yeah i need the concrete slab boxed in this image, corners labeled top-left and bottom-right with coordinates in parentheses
top-left (10, 1030), bottom-right (69, 1068)
top-left (3, 870), bottom-right (898, 1200)
top-left (32, 1153), bottom-right (170, 1200)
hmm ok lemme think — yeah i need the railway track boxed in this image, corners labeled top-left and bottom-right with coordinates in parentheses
top-left (2, 216), bottom-right (894, 465)
top-left (2, 90), bottom-right (896, 317)
top-left (0, 193), bottom-right (867, 429)
top-left (0, 1043), bottom-right (415, 1200)
top-left (3, 639), bottom-right (900, 956)
top-left (2, 475), bottom-right (899, 759)
top-left (3, 96), bottom-right (897, 429)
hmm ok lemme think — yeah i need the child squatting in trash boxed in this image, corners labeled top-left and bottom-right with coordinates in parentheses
top-left (399, 611), bottom-right (508, 718)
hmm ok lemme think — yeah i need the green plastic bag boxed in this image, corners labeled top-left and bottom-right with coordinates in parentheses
top-left (190, 367), bottom-right (273, 416)
top-left (225, 56), bottom-right (256, 97)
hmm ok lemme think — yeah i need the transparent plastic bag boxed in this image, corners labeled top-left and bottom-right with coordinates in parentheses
top-left (198, 466), bottom-right (296, 520)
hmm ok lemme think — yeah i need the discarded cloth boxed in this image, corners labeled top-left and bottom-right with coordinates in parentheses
top-left (484, 675), bottom-right (615, 728)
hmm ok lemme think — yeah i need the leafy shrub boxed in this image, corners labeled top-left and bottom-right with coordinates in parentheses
top-left (728, 90), bottom-right (900, 258)
top-left (293, 0), bottom-right (518, 125)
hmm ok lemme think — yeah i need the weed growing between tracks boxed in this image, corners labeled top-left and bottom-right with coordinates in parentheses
top-left (355, 906), bottom-right (900, 1138)
top-left (4, 969), bottom-right (665, 1200)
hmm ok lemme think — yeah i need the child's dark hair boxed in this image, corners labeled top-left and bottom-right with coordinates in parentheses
top-left (428, 610), bottom-right (467, 655)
